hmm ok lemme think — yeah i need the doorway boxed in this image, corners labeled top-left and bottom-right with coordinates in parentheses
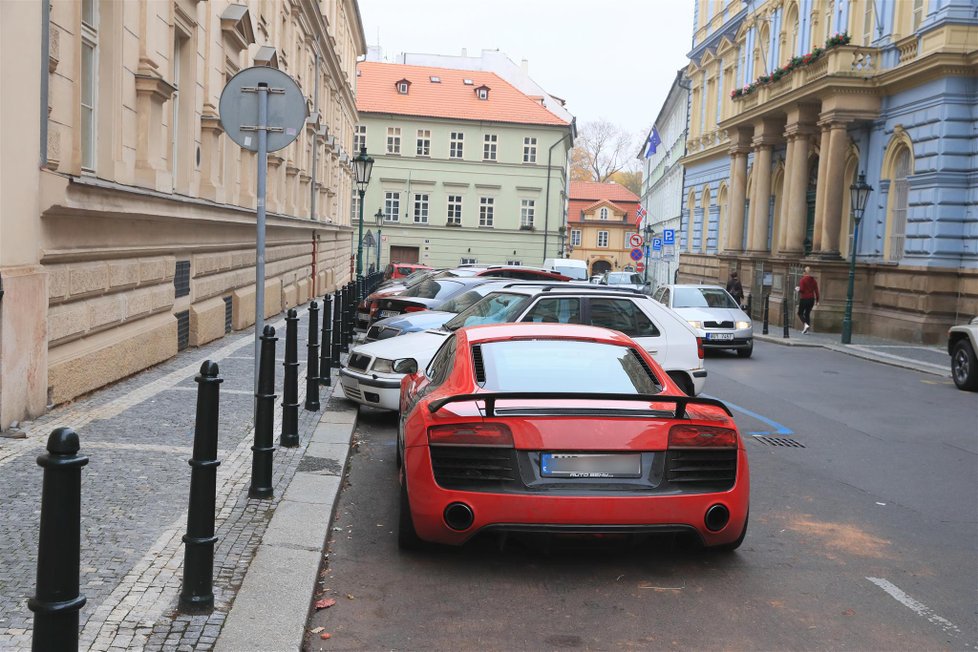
top-left (590, 260), bottom-right (612, 276)
top-left (389, 246), bottom-right (419, 264)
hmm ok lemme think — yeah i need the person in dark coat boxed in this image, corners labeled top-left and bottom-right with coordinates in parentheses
top-left (726, 271), bottom-right (744, 307)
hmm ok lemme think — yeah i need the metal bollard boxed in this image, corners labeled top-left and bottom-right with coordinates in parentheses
top-left (319, 295), bottom-right (333, 386)
top-left (249, 325), bottom-right (277, 499)
top-left (782, 298), bottom-right (790, 339)
top-left (305, 301), bottom-right (321, 411)
top-left (180, 361), bottom-right (222, 611)
top-left (332, 289), bottom-right (342, 368)
top-left (341, 284), bottom-right (352, 353)
top-left (29, 427), bottom-right (88, 651)
top-left (280, 310), bottom-right (300, 447)
top-left (762, 294), bottom-right (770, 335)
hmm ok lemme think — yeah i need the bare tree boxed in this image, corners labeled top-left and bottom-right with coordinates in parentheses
top-left (571, 119), bottom-right (637, 182)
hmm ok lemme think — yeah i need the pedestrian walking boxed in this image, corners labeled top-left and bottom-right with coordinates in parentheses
top-left (795, 266), bottom-right (819, 333)
top-left (725, 271), bottom-right (744, 307)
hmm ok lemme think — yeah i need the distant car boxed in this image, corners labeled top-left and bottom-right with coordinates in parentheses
top-left (589, 275), bottom-right (603, 284)
top-left (543, 257), bottom-right (589, 281)
top-left (601, 272), bottom-right (649, 292)
top-left (338, 284), bottom-right (707, 411)
top-left (368, 277), bottom-right (505, 328)
top-left (653, 284), bottom-right (753, 358)
top-left (383, 262), bottom-right (432, 281)
top-left (395, 323), bottom-right (749, 551)
top-left (948, 317), bottom-right (978, 391)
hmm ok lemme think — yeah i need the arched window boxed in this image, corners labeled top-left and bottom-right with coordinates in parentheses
top-left (886, 147), bottom-right (911, 261)
top-left (754, 23), bottom-right (770, 76)
top-left (599, 207), bottom-right (608, 220)
top-left (716, 184), bottom-right (728, 253)
top-left (784, 3), bottom-right (799, 62)
top-left (686, 190), bottom-right (697, 252)
top-left (700, 186), bottom-right (712, 252)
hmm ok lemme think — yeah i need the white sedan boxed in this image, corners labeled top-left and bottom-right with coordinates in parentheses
top-left (653, 284), bottom-right (754, 358)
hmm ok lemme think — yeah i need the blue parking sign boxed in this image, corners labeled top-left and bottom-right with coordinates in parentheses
top-left (652, 238), bottom-right (662, 251)
top-left (663, 229), bottom-right (675, 245)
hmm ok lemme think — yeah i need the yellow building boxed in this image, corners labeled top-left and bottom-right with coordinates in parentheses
top-left (567, 181), bottom-right (642, 276)
top-left (0, 0), bottom-right (364, 428)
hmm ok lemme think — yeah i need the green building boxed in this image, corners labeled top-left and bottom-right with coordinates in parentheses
top-left (354, 61), bottom-right (574, 269)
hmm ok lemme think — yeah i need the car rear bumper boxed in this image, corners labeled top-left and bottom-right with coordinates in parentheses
top-left (404, 446), bottom-right (750, 546)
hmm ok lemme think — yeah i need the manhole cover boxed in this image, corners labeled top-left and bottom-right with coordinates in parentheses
top-left (751, 436), bottom-right (805, 448)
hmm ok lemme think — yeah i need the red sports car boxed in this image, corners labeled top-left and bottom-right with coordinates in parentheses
top-left (396, 323), bottom-right (749, 550)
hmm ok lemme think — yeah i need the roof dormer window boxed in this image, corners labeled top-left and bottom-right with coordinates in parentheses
top-left (395, 78), bottom-right (411, 94)
top-left (429, 75), bottom-right (441, 83)
top-left (475, 84), bottom-right (490, 100)
top-left (463, 78), bottom-right (474, 85)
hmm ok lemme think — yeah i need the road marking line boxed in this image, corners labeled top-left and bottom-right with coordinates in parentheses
top-left (866, 577), bottom-right (962, 638)
top-left (704, 395), bottom-right (794, 436)
top-left (164, 387), bottom-right (255, 396)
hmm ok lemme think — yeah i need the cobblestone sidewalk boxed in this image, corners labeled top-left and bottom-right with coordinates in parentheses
top-left (0, 302), bottom-right (344, 651)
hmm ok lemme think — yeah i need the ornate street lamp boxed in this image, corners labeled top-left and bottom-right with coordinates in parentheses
top-left (352, 146), bottom-right (374, 278)
top-left (841, 172), bottom-right (873, 344)
top-left (374, 208), bottom-right (384, 272)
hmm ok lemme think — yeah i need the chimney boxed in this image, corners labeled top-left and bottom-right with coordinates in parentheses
top-left (521, 58), bottom-right (529, 75)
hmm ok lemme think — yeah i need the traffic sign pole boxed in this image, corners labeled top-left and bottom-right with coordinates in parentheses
top-left (644, 240), bottom-right (650, 284)
top-left (254, 83), bottom-right (268, 398)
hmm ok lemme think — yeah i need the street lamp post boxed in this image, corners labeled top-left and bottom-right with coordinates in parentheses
top-left (374, 209), bottom-right (384, 272)
top-left (352, 146), bottom-right (375, 279)
top-left (841, 172), bottom-right (873, 344)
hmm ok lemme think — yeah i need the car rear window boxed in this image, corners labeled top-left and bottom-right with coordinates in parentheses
top-left (436, 290), bottom-right (484, 314)
top-left (674, 287), bottom-right (739, 309)
top-left (397, 266), bottom-right (415, 275)
top-left (444, 292), bottom-right (530, 330)
top-left (401, 279), bottom-right (464, 300)
top-left (478, 340), bottom-right (660, 393)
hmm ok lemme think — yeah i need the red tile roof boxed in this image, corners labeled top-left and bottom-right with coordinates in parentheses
top-left (356, 62), bottom-right (569, 127)
top-left (569, 181), bottom-right (640, 203)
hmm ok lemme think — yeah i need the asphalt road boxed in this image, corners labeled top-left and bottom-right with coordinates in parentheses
top-left (305, 342), bottom-right (978, 651)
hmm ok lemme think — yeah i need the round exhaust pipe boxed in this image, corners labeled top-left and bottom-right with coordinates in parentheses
top-left (443, 503), bottom-right (474, 531)
top-left (705, 504), bottom-right (730, 532)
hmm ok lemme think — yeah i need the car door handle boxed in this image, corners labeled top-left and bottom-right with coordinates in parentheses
top-left (647, 350), bottom-right (658, 355)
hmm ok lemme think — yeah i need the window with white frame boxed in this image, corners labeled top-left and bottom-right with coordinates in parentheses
top-left (460, 257), bottom-right (478, 265)
top-left (386, 127), bottom-right (401, 154)
top-left (599, 207), bottom-right (609, 220)
top-left (520, 199), bottom-right (535, 228)
top-left (571, 229), bottom-right (582, 246)
top-left (447, 195), bottom-right (463, 225)
top-left (912, 0), bottom-right (924, 31)
top-left (523, 137), bottom-right (537, 163)
top-left (351, 191), bottom-right (360, 223)
top-left (479, 197), bottom-right (494, 227)
top-left (597, 230), bottom-right (609, 247)
top-left (354, 125), bottom-right (366, 153)
top-left (483, 134), bottom-right (497, 161)
top-left (384, 191), bottom-right (400, 222)
top-left (450, 131), bottom-right (464, 158)
top-left (416, 129), bottom-right (430, 156)
top-left (81, 0), bottom-right (98, 171)
top-left (506, 260), bottom-right (522, 266)
top-left (413, 193), bottom-right (429, 223)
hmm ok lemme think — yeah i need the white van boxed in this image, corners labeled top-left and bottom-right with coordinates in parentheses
top-left (543, 258), bottom-right (588, 281)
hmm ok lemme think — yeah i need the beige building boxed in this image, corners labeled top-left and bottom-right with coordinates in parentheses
top-left (0, 0), bottom-right (365, 430)
top-left (567, 182), bottom-right (642, 277)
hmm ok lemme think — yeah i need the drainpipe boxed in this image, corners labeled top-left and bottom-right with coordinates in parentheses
top-left (310, 50), bottom-right (320, 220)
top-left (543, 132), bottom-right (573, 263)
top-left (40, 0), bottom-right (50, 168)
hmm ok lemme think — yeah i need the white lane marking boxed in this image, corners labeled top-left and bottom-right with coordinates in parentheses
top-left (165, 386), bottom-right (255, 396)
top-left (866, 577), bottom-right (962, 638)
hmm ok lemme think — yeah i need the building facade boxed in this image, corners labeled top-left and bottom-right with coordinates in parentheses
top-left (680, 0), bottom-right (977, 343)
top-left (354, 61), bottom-right (574, 269)
top-left (0, 0), bottom-right (364, 430)
top-left (640, 71), bottom-right (690, 289)
top-left (567, 182), bottom-right (642, 277)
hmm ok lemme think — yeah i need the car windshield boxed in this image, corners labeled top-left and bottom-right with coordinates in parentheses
top-left (400, 279), bottom-right (464, 300)
top-left (436, 289), bottom-right (486, 314)
top-left (552, 265), bottom-right (587, 280)
top-left (607, 273), bottom-right (643, 285)
top-left (673, 287), bottom-right (739, 309)
top-left (479, 340), bottom-right (660, 393)
top-left (443, 292), bottom-right (530, 331)
top-left (403, 270), bottom-right (437, 288)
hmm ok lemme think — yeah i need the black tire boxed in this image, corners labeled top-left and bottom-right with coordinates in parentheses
top-left (712, 511), bottom-right (748, 552)
top-left (951, 339), bottom-right (978, 391)
top-left (397, 473), bottom-right (425, 550)
top-left (737, 340), bottom-right (754, 358)
top-left (667, 371), bottom-right (694, 396)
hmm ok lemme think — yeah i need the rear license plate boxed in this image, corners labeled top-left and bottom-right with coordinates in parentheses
top-left (379, 310), bottom-right (400, 318)
top-left (707, 332), bottom-right (734, 341)
top-left (540, 453), bottom-right (641, 478)
top-left (357, 312), bottom-right (370, 322)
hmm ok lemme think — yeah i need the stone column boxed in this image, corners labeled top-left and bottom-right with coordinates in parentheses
top-left (817, 120), bottom-right (851, 258)
top-left (783, 129), bottom-right (813, 255)
top-left (726, 137), bottom-right (751, 252)
top-left (811, 123), bottom-right (832, 252)
top-left (776, 135), bottom-right (797, 253)
top-left (747, 143), bottom-right (773, 253)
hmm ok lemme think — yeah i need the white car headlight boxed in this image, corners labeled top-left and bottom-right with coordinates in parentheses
top-left (736, 321), bottom-right (751, 330)
top-left (371, 357), bottom-right (395, 373)
top-left (687, 320), bottom-right (703, 329)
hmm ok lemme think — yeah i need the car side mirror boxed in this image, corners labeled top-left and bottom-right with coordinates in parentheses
top-left (392, 358), bottom-right (418, 374)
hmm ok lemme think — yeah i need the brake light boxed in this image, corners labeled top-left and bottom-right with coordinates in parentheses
top-left (668, 425), bottom-right (737, 448)
top-left (404, 305), bottom-right (426, 313)
top-left (696, 337), bottom-right (704, 359)
top-left (369, 302), bottom-right (379, 316)
top-left (428, 423), bottom-right (514, 447)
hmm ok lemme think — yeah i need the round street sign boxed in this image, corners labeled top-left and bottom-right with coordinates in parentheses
top-left (219, 67), bottom-right (307, 153)
top-left (629, 233), bottom-right (643, 248)
top-left (630, 247), bottom-right (643, 261)
top-left (636, 261), bottom-right (645, 272)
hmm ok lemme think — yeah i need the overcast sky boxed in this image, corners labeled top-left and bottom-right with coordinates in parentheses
top-left (358, 0), bottom-right (696, 147)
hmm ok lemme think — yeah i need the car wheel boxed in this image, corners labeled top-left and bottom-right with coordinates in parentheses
top-left (737, 340), bottom-right (754, 358)
top-left (951, 339), bottom-right (978, 391)
top-left (667, 371), bottom-right (694, 396)
top-left (397, 472), bottom-right (425, 550)
top-left (712, 511), bottom-right (748, 552)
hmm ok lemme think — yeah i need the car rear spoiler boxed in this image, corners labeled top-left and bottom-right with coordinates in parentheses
top-left (427, 392), bottom-right (733, 419)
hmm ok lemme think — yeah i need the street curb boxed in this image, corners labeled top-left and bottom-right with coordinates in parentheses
top-left (215, 396), bottom-right (359, 652)
top-left (754, 333), bottom-right (949, 378)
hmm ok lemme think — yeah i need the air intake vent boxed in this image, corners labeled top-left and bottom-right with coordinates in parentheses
top-left (174, 260), bottom-right (191, 298)
top-left (664, 449), bottom-right (736, 491)
top-left (430, 446), bottom-right (516, 490)
top-left (629, 350), bottom-right (662, 388)
top-left (176, 310), bottom-right (190, 350)
top-left (472, 345), bottom-right (486, 383)
top-left (223, 296), bottom-right (233, 333)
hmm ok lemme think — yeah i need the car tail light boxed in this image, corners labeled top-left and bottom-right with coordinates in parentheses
top-left (369, 302), bottom-right (379, 316)
top-left (404, 305), bottom-right (426, 313)
top-left (428, 423), bottom-right (514, 447)
top-left (696, 337), bottom-right (704, 359)
top-left (668, 425), bottom-right (737, 449)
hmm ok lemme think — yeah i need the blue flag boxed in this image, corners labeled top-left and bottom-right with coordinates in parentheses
top-left (644, 128), bottom-right (662, 158)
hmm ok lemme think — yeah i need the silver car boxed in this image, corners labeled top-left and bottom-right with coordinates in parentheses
top-left (653, 284), bottom-right (754, 358)
top-left (600, 272), bottom-right (649, 293)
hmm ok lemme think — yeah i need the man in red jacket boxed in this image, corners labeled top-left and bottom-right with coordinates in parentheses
top-left (795, 266), bottom-right (820, 333)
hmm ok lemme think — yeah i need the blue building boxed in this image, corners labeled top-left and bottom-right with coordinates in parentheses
top-left (678, 0), bottom-right (977, 342)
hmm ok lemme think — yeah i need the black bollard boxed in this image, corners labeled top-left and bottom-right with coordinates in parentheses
top-left (179, 361), bottom-right (222, 611)
top-left (249, 325), bottom-right (277, 499)
top-left (305, 301), bottom-right (321, 411)
top-left (341, 284), bottom-right (352, 353)
top-left (746, 293), bottom-right (753, 317)
top-left (320, 295), bottom-right (333, 386)
top-left (782, 298), bottom-right (790, 339)
top-left (29, 427), bottom-right (88, 651)
top-left (762, 294), bottom-right (770, 335)
top-left (280, 310), bottom-right (300, 447)
top-left (331, 289), bottom-right (342, 368)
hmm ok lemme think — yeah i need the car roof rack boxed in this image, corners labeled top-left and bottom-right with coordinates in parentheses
top-left (499, 282), bottom-right (645, 295)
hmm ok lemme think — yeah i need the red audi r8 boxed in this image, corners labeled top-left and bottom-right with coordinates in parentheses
top-left (396, 323), bottom-right (749, 550)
